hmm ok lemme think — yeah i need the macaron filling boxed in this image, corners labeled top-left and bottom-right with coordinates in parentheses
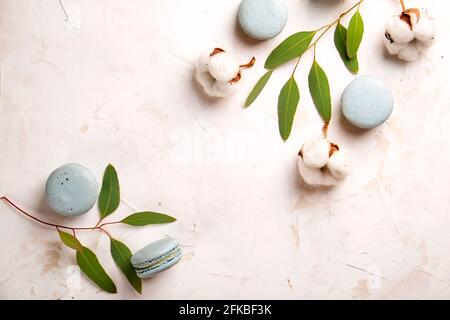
top-left (132, 244), bottom-right (182, 274)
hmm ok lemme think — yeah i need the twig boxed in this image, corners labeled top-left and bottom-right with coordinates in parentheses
top-left (100, 221), bottom-right (121, 227)
top-left (0, 196), bottom-right (120, 233)
top-left (290, 0), bottom-right (365, 77)
top-left (98, 227), bottom-right (113, 238)
top-left (322, 122), bottom-right (329, 138)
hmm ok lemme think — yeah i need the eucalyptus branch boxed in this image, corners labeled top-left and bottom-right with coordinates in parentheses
top-left (0, 164), bottom-right (177, 295)
top-left (246, 0), bottom-right (366, 141)
top-left (0, 196), bottom-right (121, 232)
top-left (293, 0), bottom-right (364, 76)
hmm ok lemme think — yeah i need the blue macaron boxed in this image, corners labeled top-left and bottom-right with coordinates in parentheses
top-left (341, 76), bottom-right (394, 129)
top-left (131, 237), bottom-right (183, 278)
top-left (238, 0), bottom-right (288, 41)
top-left (45, 163), bottom-right (99, 217)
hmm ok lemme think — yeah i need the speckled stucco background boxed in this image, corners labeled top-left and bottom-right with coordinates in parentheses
top-left (0, 0), bottom-right (449, 299)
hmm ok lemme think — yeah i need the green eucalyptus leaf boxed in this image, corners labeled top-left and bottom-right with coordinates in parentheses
top-left (110, 238), bottom-right (142, 294)
top-left (98, 164), bottom-right (120, 219)
top-left (334, 21), bottom-right (359, 74)
top-left (278, 76), bottom-right (300, 141)
top-left (76, 246), bottom-right (117, 294)
top-left (245, 70), bottom-right (273, 108)
top-left (121, 212), bottom-right (177, 226)
top-left (308, 60), bottom-right (332, 123)
top-left (265, 31), bottom-right (316, 69)
top-left (58, 231), bottom-right (83, 251)
top-left (346, 10), bottom-right (364, 59)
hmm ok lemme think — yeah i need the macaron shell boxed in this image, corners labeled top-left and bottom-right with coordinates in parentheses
top-left (45, 163), bottom-right (99, 217)
top-left (131, 237), bottom-right (180, 266)
top-left (341, 76), bottom-right (394, 129)
top-left (136, 249), bottom-right (183, 279)
top-left (238, 0), bottom-right (288, 41)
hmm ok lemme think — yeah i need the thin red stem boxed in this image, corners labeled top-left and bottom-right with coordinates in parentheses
top-left (98, 221), bottom-right (121, 227)
top-left (94, 219), bottom-right (103, 228)
top-left (400, 0), bottom-right (406, 12)
top-left (99, 227), bottom-right (113, 238)
top-left (0, 196), bottom-right (120, 232)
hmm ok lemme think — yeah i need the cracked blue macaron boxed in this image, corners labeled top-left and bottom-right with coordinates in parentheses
top-left (238, 0), bottom-right (288, 41)
top-left (45, 163), bottom-right (99, 217)
top-left (341, 76), bottom-right (394, 129)
top-left (131, 237), bottom-right (183, 278)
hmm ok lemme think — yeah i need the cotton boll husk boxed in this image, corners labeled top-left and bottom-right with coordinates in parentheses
top-left (407, 10), bottom-right (420, 28)
top-left (208, 52), bottom-right (240, 82)
top-left (327, 149), bottom-right (349, 180)
top-left (398, 43), bottom-right (420, 61)
top-left (385, 16), bottom-right (415, 44)
top-left (384, 37), bottom-right (408, 55)
top-left (301, 137), bottom-right (330, 169)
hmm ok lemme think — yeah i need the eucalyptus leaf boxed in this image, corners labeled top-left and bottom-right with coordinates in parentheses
top-left (265, 31), bottom-right (316, 70)
top-left (110, 238), bottom-right (142, 294)
top-left (58, 231), bottom-right (83, 251)
top-left (98, 164), bottom-right (120, 219)
top-left (334, 21), bottom-right (359, 74)
top-left (278, 76), bottom-right (300, 141)
top-left (308, 60), bottom-right (332, 123)
top-left (245, 70), bottom-right (273, 108)
top-left (121, 212), bottom-right (177, 226)
top-left (76, 246), bottom-right (117, 294)
top-left (346, 10), bottom-right (364, 59)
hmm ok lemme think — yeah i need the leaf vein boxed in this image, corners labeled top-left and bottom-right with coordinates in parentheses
top-left (79, 251), bottom-right (109, 288)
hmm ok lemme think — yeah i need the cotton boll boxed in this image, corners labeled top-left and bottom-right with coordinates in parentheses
top-left (300, 137), bottom-right (330, 169)
top-left (384, 8), bottom-right (437, 62)
top-left (195, 48), bottom-right (255, 98)
top-left (398, 43), bottom-right (420, 61)
top-left (297, 157), bottom-right (325, 186)
top-left (208, 52), bottom-right (240, 82)
top-left (208, 80), bottom-right (242, 98)
top-left (195, 50), bottom-right (240, 98)
top-left (415, 40), bottom-right (433, 53)
top-left (196, 73), bottom-right (241, 98)
top-left (197, 53), bottom-right (210, 73)
top-left (196, 55), bottom-right (216, 93)
top-left (297, 156), bottom-right (338, 187)
top-left (385, 16), bottom-right (415, 44)
top-left (384, 37), bottom-right (408, 55)
top-left (327, 149), bottom-right (349, 180)
top-left (413, 14), bottom-right (436, 47)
